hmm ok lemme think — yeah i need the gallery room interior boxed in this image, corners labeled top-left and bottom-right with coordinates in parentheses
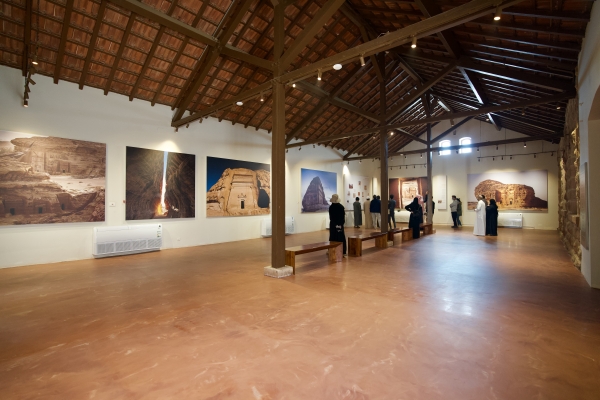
top-left (1, 0), bottom-right (599, 398)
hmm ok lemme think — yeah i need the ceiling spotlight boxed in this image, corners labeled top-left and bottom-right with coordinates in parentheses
top-left (333, 63), bottom-right (342, 71)
top-left (260, 94), bottom-right (264, 102)
top-left (534, 154), bottom-right (536, 158)
top-left (359, 160), bottom-right (362, 163)
top-left (494, 6), bottom-right (501, 21)
top-left (347, 160), bottom-right (349, 164)
top-left (501, 156), bottom-right (504, 160)
top-left (450, 119), bottom-right (455, 126)
top-left (292, 83), bottom-right (296, 88)
top-left (236, 101), bottom-right (243, 106)
top-left (313, 144), bottom-right (315, 148)
top-left (360, 55), bottom-right (365, 67)
top-left (510, 155), bottom-right (513, 160)
top-left (23, 99), bottom-right (28, 107)
top-left (453, 130), bottom-right (456, 136)
top-left (524, 142), bottom-right (527, 148)
top-left (556, 105), bottom-right (561, 110)
top-left (477, 147), bottom-right (480, 152)
top-left (414, 165), bottom-right (416, 169)
top-left (551, 152), bottom-right (554, 156)
top-left (404, 155), bottom-right (407, 159)
top-left (486, 117), bottom-right (490, 122)
top-left (411, 36), bottom-right (417, 49)
top-left (493, 157), bottom-right (495, 161)
top-left (456, 149), bottom-right (459, 154)
top-left (390, 131), bottom-right (394, 136)
top-left (317, 69), bottom-right (322, 81)
top-left (521, 108), bottom-right (525, 116)
top-left (496, 145), bottom-right (498, 150)
top-left (175, 127), bottom-right (178, 132)
top-left (32, 54), bottom-right (38, 65)
top-left (420, 154), bottom-right (422, 158)
top-left (299, 147), bottom-right (301, 151)
top-left (478, 158), bottom-right (481, 162)
top-left (286, 149), bottom-right (288, 153)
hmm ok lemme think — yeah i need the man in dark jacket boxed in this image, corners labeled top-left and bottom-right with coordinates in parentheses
top-left (328, 194), bottom-right (347, 255)
top-left (370, 195), bottom-right (381, 228)
top-left (388, 194), bottom-right (397, 229)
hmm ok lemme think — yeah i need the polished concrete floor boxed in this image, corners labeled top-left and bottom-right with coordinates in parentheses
top-left (1, 226), bottom-right (599, 399)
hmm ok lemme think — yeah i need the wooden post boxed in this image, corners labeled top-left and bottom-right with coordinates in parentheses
top-left (271, 1), bottom-right (286, 270)
top-left (378, 56), bottom-right (389, 234)
top-left (425, 94), bottom-right (433, 224)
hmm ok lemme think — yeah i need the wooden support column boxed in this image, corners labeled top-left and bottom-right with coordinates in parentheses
top-left (424, 93), bottom-right (433, 224)
top-left (378, 55), bottom-right (389, 234)
top-left (266, 0), bottom-right (288, 276)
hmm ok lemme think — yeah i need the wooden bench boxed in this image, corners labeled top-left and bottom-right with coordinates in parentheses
top-left (420, 223), bottom-right (434, 235)
top-left (285, 241), bottom-right (343, 275)
top-left (387, 227), bottom-right (412, 243)
top-left (348, 232), bottom-right (388, 257)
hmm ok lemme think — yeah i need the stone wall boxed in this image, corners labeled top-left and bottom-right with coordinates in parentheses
top-left (558, 97), bottom-right (581, 269)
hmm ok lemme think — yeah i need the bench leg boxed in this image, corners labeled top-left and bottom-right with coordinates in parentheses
top-left (402, 230), bottom-right (413, 242)
top-left (348, 237), bottom-right (362, 257)
top-left (285, 251), bottom-right (296, 275)
top-left (375, 235), bottom-right (388, 249)
top-left (328, 245), bottom-right (342, 263)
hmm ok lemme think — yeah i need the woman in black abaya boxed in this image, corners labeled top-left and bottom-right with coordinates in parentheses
top-left (486, 199), bottom-right (499, 236)
top-left (328, 194), bottom-right (347, 255)
top-left (405, 197), bottom-right (423, 239)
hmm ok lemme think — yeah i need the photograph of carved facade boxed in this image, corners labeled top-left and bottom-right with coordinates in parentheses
top-left (206, 157), bottom-right (270, 217)
top-left (126, 147), bottom-right (196, 220)
top-left (389, 177), bottom-right (429, 208)
top-left (301, 169), bottom-right (337, 213)
top-left (467, 171), bottom-right (548, 211)
top-left (0, 130), bottom-right (106, 225)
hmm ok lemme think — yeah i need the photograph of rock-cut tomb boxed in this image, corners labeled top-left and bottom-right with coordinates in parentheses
top-left (467, 170), bottom-right (548, 211)
top-left (301, 168), bottom-right (337, 213)
top-left (206, 156), bottom-right (270, 217)
top-left (0, 130), bottom-right (106, 225)
top-left (126, 146), bottom-right (196, 220)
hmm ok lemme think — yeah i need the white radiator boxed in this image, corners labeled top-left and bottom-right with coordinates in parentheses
top-left (93, 224), bottom-right (163, 257)
top-left (261, 217), bottom-right (295, 237)
top-left (498, 213), bottom-right (523, 228)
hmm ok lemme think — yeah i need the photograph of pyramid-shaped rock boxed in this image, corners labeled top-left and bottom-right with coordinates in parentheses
top-left (206, 156), bottom-right (270, 217)
top-left (126, 146), bottom-right (196, 220)
top-left (0, 130), bottom-right (106, 226)
top-left (467, 171), bottom-right (548, 211)
top-left (301, 168), bottom-right (337, 213)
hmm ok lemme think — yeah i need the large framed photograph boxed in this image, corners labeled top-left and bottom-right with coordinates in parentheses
top-left (467, 170), bottom-right (548, 211)
top-left (0, 130), bottom-right (106, 225)
top-left (301, 168), bottom-right (337, 213)
top-left (389, 177), bottom-right (429, 208)
top-left (206, 156), bottom-right (270, 217)
top-left (126, 147), bottom-right (196, 220)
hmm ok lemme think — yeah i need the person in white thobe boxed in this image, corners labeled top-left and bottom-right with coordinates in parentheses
top-left (473, 195), bottom-right (486, 236)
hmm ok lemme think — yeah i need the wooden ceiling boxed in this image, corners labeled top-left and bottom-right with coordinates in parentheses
top-left (0, 0), bottom-right (591, 157)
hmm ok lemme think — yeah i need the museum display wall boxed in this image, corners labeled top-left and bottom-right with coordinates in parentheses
top-left (576, 2), bottom-right (600, 288)
top-left (366, 117), bottom-right (560, 230)
top-left (0, 67), bottom-right (372, 268)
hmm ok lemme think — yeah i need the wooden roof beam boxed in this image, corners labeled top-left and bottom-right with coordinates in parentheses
top-left (460, 68), bottom-right (501, 130)
top-left (500, 9), bottom-right (590, 22)
top-left (431, 116), bottom-right (474, 143)
top-left (53, 0), bottom-right (75, 84)
top-left (278, 0), bottom-right (346, 70)
top-left (287, 91), bottom-right (573, 148)
top-left (79, 1), bottom-right (107, 90)
top-left (104, 12), bottom-right (135, 95)
top-left (22, 0), bottom-right (32, 76)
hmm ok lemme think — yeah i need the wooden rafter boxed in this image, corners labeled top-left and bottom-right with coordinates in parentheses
top-left (78, 1), bottom-right (107, 90)
top-left (53, 0), bottom-right (75, 84)
top-left (104, 11), bottom-right (136, 95)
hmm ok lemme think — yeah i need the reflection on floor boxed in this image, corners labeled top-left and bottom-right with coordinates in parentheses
top-left (1, 226), bottom-right (599, 399)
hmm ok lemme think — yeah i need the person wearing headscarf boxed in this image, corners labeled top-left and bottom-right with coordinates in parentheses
top-left (473, 195), bottom-right (486, 236)
top-left (363, 197), bottom-right (373, 229)
top-left (353, 197), bottom-right (362, 228)
top-left (486, 199), bottom-right (499, 236)
top-left (328, 194), bottom-right (347, 255)
top-left (405, 197), bottom-right (422, 239)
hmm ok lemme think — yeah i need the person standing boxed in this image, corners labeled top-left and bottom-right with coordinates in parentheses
top-left (473, 195), bottom-right (486, 236)
top-left (388, 194), bottom-right (397, 229)
top-left (450, 195), bottom-right (459, 228)
top-left (364, 197), bottom-right (373, 229)
top-left (456, 197), bottom-right (463, 227)
top-left (486, 199), bottom-right (499, 236)
top-left (405, 197), bottom-right (422, 239)
top-left (328, 194), bottom-right (347, 255)
top-left (371, 195), bottom-right (381, 229)
top-left (353, 197), bottom-right (362, 228)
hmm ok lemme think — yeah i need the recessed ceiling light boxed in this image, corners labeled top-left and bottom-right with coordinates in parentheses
top-left (333, 63), bottom-right (342, 70)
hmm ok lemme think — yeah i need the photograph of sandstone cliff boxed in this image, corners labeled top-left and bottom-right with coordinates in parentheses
top-left (126, 147), bottom-right (195, 220)
top-left (206, 156), bottom-right (270, 217)
top-left (0, 130), bottom-right (106, 226)
top-left (467, 171), bottom-right (548, 211)
top-left (301, 168), bottom-right (337, 213)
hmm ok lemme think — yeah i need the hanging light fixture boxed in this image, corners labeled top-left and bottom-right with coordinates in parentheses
top-left (411, 36), bottom-right (417, 49)
top-left (360, 55), bottom-right (365, 67)
top-left (260, 93), bottom-right (264, 102)
top-left (524, 142), bottom-right (527, 148)
top-left (32, 54), bottom-right (38, 65)
top-left (317, 69), bottom-right (322, 81)
top-left (292, 83), bottom-right (296, 88)
top-left (494, 6), bottom-right (502, 20)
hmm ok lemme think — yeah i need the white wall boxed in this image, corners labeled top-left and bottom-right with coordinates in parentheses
top-left (577, 1), bottom-right (600, 288)
top-left (366, 118), bottom-right (559, 229)
top-left (0, 66), bottom-right (372, 268)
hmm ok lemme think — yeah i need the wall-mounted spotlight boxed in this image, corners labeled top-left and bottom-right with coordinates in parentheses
top-left (360, 55), bottom-right (365, 67)
top-left (411, 36), bottom-right (417, 49)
